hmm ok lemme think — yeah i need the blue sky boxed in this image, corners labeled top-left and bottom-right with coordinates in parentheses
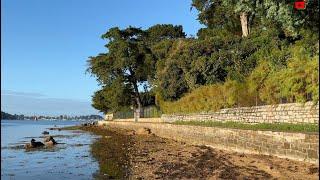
top-left (1, 0), bottom-right (204, 116)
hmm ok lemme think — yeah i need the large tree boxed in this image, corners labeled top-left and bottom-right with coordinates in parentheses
top-left (88, 27), bottom-right (153, 119)
top-left (88, 25), bottom-right (185, 120)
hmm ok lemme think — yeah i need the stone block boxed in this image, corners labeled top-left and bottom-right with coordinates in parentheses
top-left (284, 142), bottom-right (290, 149)
top-left (307, 149), bottom-right (318, 159)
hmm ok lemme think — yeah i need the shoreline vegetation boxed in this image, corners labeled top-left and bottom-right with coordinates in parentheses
top-left (62, 125), bottom-right (132, 179)
top-left (61, 125), bottom-right (319, 179)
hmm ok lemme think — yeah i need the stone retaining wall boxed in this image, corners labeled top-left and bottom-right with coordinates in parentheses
top-left (106, 118), bottom-right (163, 123)
top-left (161, 101), bottom-right (319, 124)
top-left (99, 121), bottom-right (319, 164)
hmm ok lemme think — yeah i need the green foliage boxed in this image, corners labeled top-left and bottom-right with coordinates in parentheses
top-left (191, 0), bottom-right (319, 37)
top-left (157, 29), bottom-right (319, 114)
top-left (155, 36), bottom-right (239, 100)
top-left (157, 60), bottom-right (189, 100)
top-left (157, 78), bottom-right (257, 114)
top-left (173, 121), bottom-right (319, 133)
top-left (92, 80), bottom-right (132, 113)
top-left (247, 38), bottom-right (319, 104)
top-left (192, 0), bottom-right (241, 34)
top-left (157, 85), bottom-right (223, 113)
top-left (88, 2), bottom-right (319, 115)
top-left (154, 27), bottom-right (291, 102)
top-left (146, 24), bottom-right (186, 43)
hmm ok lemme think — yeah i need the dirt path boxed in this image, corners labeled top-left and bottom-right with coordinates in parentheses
top-left (80, 126), bottom-right (319, 179)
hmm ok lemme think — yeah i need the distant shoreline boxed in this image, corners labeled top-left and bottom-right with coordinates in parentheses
top-left (1, 111), bottom-right (103, 121)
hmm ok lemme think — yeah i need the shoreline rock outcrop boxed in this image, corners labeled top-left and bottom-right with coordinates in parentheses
top-left (25, 136), bottom-right (58, 149)
top-left (25, 139), bottom-right (45, 149)
top-left (44, 136), bottom-right (57, 146)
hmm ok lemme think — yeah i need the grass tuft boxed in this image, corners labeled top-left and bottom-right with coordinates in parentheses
top-left (172, 121), bottom-right (319, 133)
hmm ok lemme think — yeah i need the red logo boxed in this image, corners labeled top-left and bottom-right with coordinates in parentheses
top-left (294, 1), bottom-right (306, 10)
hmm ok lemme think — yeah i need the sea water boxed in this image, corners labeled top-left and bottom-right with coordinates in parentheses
top-left (1, 120), bottom-right (99, 180)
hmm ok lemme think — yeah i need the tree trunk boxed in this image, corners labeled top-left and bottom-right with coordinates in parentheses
top-left (132, 82), bottom-right (142, 122)
top-left (128, 68), bottom-right (143, 122)
top-left (240, 12), bottom-right (249, 37)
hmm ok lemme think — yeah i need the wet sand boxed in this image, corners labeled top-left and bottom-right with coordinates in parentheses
top-left (79, 125), bottom-right (319, 179)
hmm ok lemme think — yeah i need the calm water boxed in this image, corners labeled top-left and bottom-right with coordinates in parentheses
top-left (1, 120), bottom-right (100, 180)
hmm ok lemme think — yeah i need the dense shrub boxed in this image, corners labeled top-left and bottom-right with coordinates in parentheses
top-left (157, 80), bottom-right (256, 114)
top-left (157, 40), bottom-right (319, 114)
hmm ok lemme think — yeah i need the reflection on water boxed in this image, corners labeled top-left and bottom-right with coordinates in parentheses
top-left (1, 120), bottom-right (99, 180)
